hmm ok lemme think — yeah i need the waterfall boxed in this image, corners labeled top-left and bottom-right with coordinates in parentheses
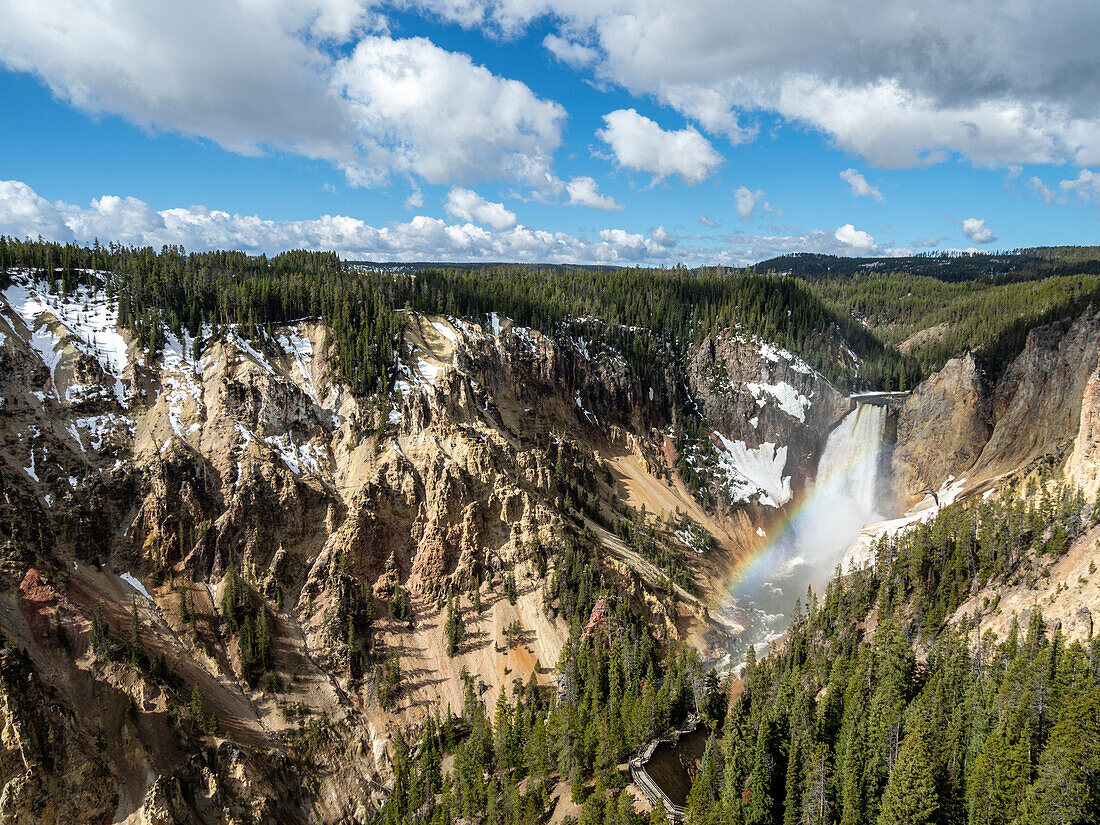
top-left (718, 401), bottom-right (889, 669)
top-left (816, 403), bottom-right (887, 515)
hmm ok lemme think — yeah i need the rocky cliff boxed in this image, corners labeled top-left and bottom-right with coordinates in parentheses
top-left (686, 331), bottom-right (849, 489)
top-left (890, 353), bottom-right (993, 511)
top-left (891, 307), bottom-right (1100, 506)
top-left (1068, 357), bottom-right (1100, 499)
top-left (0, 268), bottom-right (864, 822)
top-left (5, 264), bottom-right (1100, 821)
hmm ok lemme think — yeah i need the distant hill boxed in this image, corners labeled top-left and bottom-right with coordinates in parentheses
top-left (757, 247), bottom-right (1100, 283)
top-left (765, 247), bottom-right (1100, 377)
top-left (348, 260), bottom-right (610, 274)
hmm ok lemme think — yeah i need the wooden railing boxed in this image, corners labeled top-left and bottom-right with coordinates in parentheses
top-left (628, 714), bottom-right (700, 822)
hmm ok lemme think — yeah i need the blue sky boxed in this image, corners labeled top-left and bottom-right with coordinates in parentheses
top-left (1, 0), bottom-right (1099, 265)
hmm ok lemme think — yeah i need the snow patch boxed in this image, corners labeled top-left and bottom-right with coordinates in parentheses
top-left (417, 358), bottom-right (442, 385)
top-left (712, 431), bottom-right (792, 507)
top-left (430, 319), bottom-right (458, 343)
top-left (2, 272), bottom-right (130, 402)
top-left (120, 572), bottom-right (154, 602)
top-left (75, 413), bottom-right (133, 452)
top-left (263, 432), bottom-right (325, 475)
top-left (228, 330), bottom-right (276, 376)
top-left (276, 329), bottom-right (316, 399)
top-left (754, 337), bottom-right (814, 375)
top-left (746, 381), bottom-right (812, 422)
top-left (575, 390), bottom-right (598, 424)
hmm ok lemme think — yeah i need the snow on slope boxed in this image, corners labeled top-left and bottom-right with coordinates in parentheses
top-left (430, 319), bottom-right (458, 343)
top-left (713, 431), bottom-right (792, 507)
top-left (755, 338), bottom-right (813, 375)
top-left (276, 329), bottom-right (316, 399)
top-left (746, 380), bottom-right (812, 422)
top-left (2, 271), bottom-right (130, 403)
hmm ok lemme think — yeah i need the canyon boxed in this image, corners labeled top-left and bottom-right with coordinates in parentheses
top-left (0, 265), bottom-right (1098, 823)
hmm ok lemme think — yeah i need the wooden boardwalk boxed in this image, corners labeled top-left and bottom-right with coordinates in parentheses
top-left (628, 714), bottom-right (700, 822)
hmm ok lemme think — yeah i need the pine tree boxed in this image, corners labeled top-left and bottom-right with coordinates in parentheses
top-left (190, 683), bottom-right (205, 721)
top-left (445, 597), bottom-right (463, 657)
top-left (801, 742), bottom-right (833, 825)
top-left (1017, 686), bottom-right (1100, 825)
top-left (875, 722), bottom-right (940, 825)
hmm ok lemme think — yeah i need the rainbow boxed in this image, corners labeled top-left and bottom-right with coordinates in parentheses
top-left (706, 404), bottom-right (891, 654)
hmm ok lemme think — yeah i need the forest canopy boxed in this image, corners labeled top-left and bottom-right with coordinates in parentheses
top-left (5, 238), bottom-right (1099, 397)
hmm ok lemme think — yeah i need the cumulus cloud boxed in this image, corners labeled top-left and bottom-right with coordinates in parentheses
top-left (961, 217), bottom-right (996, 244)
top-left (734, 187), bottom-right (765, 221)
top-left (444, 189), bottom-right (517, 230)
top-left (334, 37), bottom-right (564, 186)
top-left (0, 178), bottom-right (914, 267)
top-left (699, 215), bottom-right (717, 228)
top-left (1030, 169), bottom-right (1100, 204)
top-left (424, 0), bottom-right (1100, 170)
top-left (834, 224), bottom-right (876, 249)
top-left (649, 226), bottom-right (676, 246)
top-left (0, 3), bottom-right (565, 188)
top-left (564, 176), bottom-right (623, 211)
top-left (840, 168), bottom-right (884, 201)
top-left (911, 236), bottom-right (940, 248)
top-left (0, 180), bottom-right (75, 240)
top-left (1059, 169), bottom-right (1100, 202)
top-left (596, 109), bottom-right (722, 185)
top-left (8, 0), bottom-right (1100, 181)
top-left (543, 34), bottom-right (598, 69)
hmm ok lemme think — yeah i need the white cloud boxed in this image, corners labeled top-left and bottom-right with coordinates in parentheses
top-left (334, 37), bottom-right (564, 186)
top-left (0, 180), bottom-right (75, 240)
top-left (649, 226), bottom-right (676, 246)
top-left (0, 3), bottom-right (566, 188)
top-left (405, 187), bottom-right (424, 209)
top-left (444, 188), bottom-right (517, 230)
top-left (657, 84), bottom-right (757, 145)
top-left (7, 0), bottom-right (1100, 182)
top-left (911, 236), bottom-right (940, 248)
top-left (0, 0), bottom-right (354, 160)
top-left (699, 215), bottom-right (717, 228)
top-left (565, 176), bottom-right (623, 211)
top-left (429, 0), bottom-right (1100, 170)
top-left (543, 34), bottom-right (598, 69)
top-left (596, 109), bottom-right (722, 185)
top-left (834, 224), bottom-right (876, 249)
top-left (1030, 176), bottom-right (1059, 203)
top-left (1059, 169), bottom-right (1100, 202)
top-left (1029, 169), bottom-right (1100, 204)
top-left (734, 187), bottom-right (764, 221)
top-left (840, 168), bottom-right (884, 201)
top-left (961, 217), bottom-right (996, 244)
top-left (0, 178), bottom-right (917, 267)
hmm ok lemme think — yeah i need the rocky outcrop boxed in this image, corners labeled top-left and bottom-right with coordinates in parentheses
top-left (891, 353), bottom-right (993, 509)
top-left (972, 306), bottom-right (1100, 479)
top-left (686, 331), bottom-right (848, 485)
top-left (893, 307), bottom-right (1100, 500)
top-left (0, 648), bottom-right (116, 823)
top-left (1068, 357), bottom-right (1100, 499)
